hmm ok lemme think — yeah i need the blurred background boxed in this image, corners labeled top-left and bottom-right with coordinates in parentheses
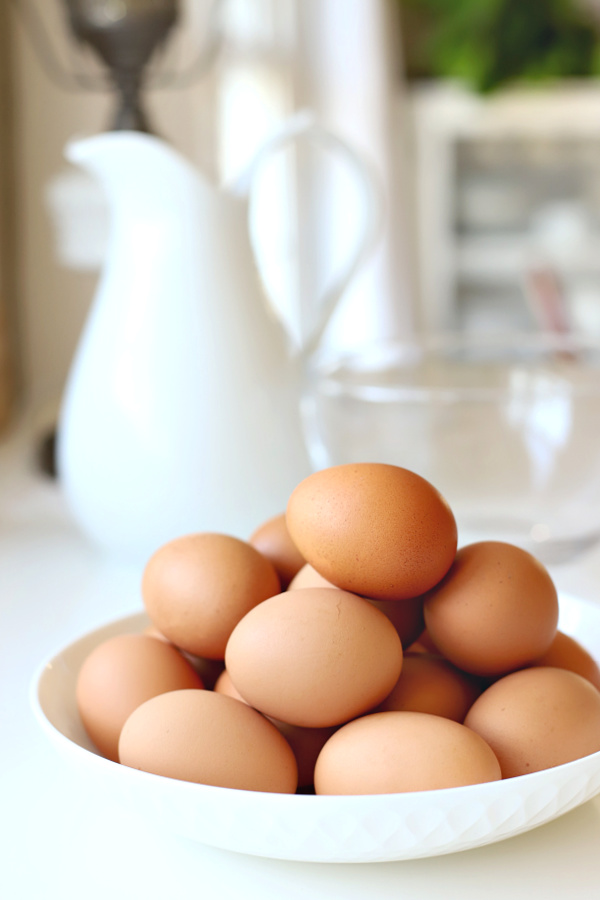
top-left (3, 0), bottom-right (600, 444)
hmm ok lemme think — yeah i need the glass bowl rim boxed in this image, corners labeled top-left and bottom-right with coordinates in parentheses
top-left (306, 331), bottom-right (600, 403)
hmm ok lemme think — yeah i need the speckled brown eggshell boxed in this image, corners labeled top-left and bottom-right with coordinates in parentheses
top-left (225, 587), bottom-right (403, 728)
top-left (289, 563), bottom-right (425, 649)
top-left (285, 463), bottom-right (458, 601)
top-left (118, 689), bottom-right (298, 793)
top-left (423, 541), bottom-right (559, 677)
top-left (529, 630), bottom-right (600, 690)
top-left (142, 532), bottom-right (281, 659)
top-left (314, 711), bottom-right (501, 794)
top-left (373, 652), bottom-right (483, 722)
top-left (464, 666), bottom-right (600, 778)
top-left (249, 513), bottom-right (305, 589)
top-left (76, 634), bottom-right (204, 762)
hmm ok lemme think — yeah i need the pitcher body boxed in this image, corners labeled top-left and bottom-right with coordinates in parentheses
top-left (58, 131), bottom-right (311, 562)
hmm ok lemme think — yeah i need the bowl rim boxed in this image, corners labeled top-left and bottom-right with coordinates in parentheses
top-left (28, 596), bottom-right (600, 862)
top-left (29, 599), bottom-right (600, 806)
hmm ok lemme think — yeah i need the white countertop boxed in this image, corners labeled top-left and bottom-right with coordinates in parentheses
top-left (3, 420), bottom-right (600, 899)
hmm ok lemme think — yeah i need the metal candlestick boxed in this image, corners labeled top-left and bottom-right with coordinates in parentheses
top-left (63, 0), bottom-right (178, 132)
top-left (12, 0), bottom-right (222, 134)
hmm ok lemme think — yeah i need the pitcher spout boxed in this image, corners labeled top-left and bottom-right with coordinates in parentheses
top-left (65, 130), bottom-right (205, 210)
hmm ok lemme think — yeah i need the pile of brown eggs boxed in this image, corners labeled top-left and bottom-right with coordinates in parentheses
top-left (76, 463), bottom-right (600, 795)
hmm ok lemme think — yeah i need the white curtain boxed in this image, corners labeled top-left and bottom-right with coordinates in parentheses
top-left (214, 0), bottom-right (416, 355)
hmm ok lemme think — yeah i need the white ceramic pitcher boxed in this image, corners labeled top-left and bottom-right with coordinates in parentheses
top-left (56, 114), bottom-right (381, 563)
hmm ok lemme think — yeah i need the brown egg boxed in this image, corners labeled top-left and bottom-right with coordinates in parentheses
top-left (464, 666), bottom-right (600, 778)
top-left (290, 564), bottom-right (425, 648)
top-left (423, 541), bottom-right (559, 677)
top-left (215, 669), bottom-right (336, 788)
top-left (288, 563), bottom-right (334, 591)
top-left (119, 689), bottom-right (298, 793)
top-left (142, 532), bottom-right (281, 659)
top-left (272, 720), bottom-right (338, 789)
top-left (529, 630), bottom-right (600, 690)
top-left (368, 596), bottom-right (426, 650)
top-left (249, 513), bottom-right (305, 589)
top-left (214, 668), bottom-right (337, 787)
top-left (408, 628), bottom-right (440, 655)
top-left (225, 587), bottom-right (403, 728)
top-left (76, 634), bottom-right (204, 762)
top-left (143, 624), bottom-right (225, 688)
top-left (285, 463), bottom-right (458, 601)
top-left (374, 653), bottom-right (483, 722)
top-left (214, 668), bottom-right (247, 703)
top-left (314, 711), bottom-right (501, 794)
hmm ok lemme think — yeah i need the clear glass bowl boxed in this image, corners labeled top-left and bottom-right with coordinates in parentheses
top-left (301, 332), bottom-right (600, 565)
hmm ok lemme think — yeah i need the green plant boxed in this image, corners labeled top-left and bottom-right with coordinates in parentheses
top-left (399, 0), bottom-right (600, 92)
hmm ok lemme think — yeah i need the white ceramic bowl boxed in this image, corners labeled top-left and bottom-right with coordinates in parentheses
top-left (31, 594), bottom-right (600, 864)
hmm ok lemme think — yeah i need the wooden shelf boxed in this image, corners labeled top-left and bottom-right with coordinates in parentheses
top-left (407, 80), bottom-right (600, 330)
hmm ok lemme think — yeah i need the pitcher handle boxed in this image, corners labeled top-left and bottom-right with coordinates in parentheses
top-left (230, 110), bottom-right (384, 361)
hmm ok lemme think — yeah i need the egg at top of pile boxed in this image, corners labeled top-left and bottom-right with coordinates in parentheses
top-left (285, 463), bottom-right (458, 602)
